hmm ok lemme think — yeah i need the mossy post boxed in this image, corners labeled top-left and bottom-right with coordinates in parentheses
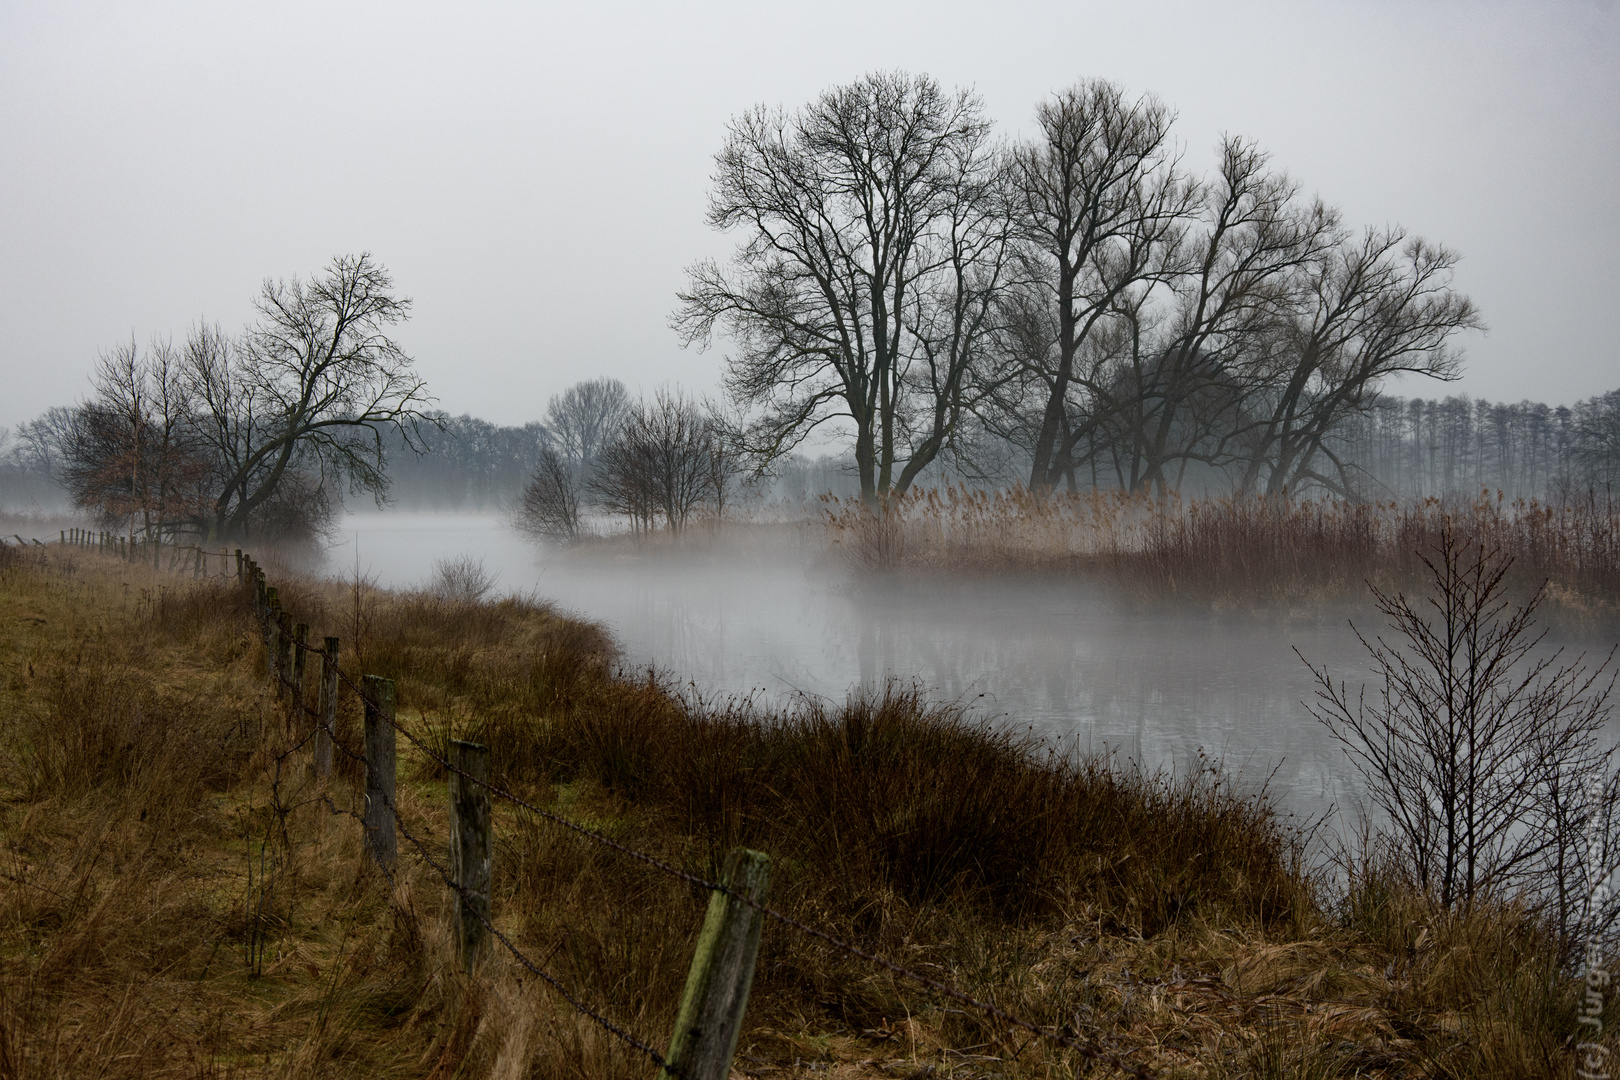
top-left (291, 623), bottom-right (309, 718)
top-left (265, 589), bottom-right (281, 683)
top-left (274, 611), bottom-right (292, 698)
top-left (316, 637), bottom-right (339, 779)
top-left (448, 739), bottom-right (492, 974)
top-left (663, 848), bottom-right (772, 1080)
top-left (362, 676), bottom-right (397, 869)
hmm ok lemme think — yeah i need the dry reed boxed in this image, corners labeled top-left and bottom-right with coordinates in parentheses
top-left (823, 487), bottom-right (1620, 617)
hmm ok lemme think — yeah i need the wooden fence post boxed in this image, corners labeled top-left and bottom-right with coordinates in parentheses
top-left (291, 623), bottom-right (309, 718)
top-left (274, 612), bottom-right (292, 698)
top-left (265, 590), bottom-right (281, 685)
top-left (362, 676), bottom-right (397, 869)
top-left (316, 637), bottom-right (339, 778)
top-left (663, 848), bottom-right (772, 1080)
top-left (449, 739), bottom-right (493, 974)
top-left (235, 549), bottom-right (243, 584)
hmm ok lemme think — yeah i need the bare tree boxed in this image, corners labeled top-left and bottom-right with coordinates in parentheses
top-left (676, 71), bottom-right (1005, 502)
top-left (588, 425), bottom-right (659, 536)
top-left (1115, 139), bottom-right (1341, 493)
top-left (1301, 523), bottom-right (1615, 914)
top-left (517, 445), bottom-right (585, 541)
top-left (544, 377), bottom-right (630, 476)
top-left (586, 391), bottom-right (726, 536)
top-left (1236, 229), bottom-right (1481, 496)
top-left (64, 337), bottom-right (208, 556)
top-left (1006, 79), bottom-right (1193, 495)
top-left (185, 254), bottom-right (436, 540)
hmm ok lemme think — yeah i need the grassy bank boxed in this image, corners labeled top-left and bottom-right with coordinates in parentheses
top-left (0, 542), bottom-right (1602, 1077)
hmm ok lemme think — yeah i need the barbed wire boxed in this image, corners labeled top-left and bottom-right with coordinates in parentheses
top-left (264, 578), bottom-right (1158, 1080)
top-left (295, 680), bottom-right (670, 1073)
top-left (387, 790), bottom-right (675, 1072)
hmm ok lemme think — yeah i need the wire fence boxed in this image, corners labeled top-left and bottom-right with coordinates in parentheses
top-left (229, 548), bottom-right (1160, 1079)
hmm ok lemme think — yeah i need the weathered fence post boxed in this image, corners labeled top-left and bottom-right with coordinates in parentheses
top-left (235, 549), bottom-right (243, 584)
top-left (315, 636), bottom-right (339, 778)
top-left (291, 622), bottom-right (309, 718)
top-left (274, 612), bottom-right (292, 698)
top-left (362, 675), bottom-right (397, 869)
top-left (265, 590), bottom-right (281, 684)
top-left (663, 848), bottom-right (773, 1080)
top-left (449, 739), bottom-right (493, 974)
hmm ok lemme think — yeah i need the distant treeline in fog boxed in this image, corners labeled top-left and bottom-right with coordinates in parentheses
top-left (379, 387), bottom-right (1620, 510)
top-left (8, 378), bottom-right (1616, 524)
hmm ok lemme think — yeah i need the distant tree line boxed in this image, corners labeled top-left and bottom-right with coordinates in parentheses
top-left (10, 379), bottom-right (1619, 532)
top-left (676, 71), bottom-right (1496, 501)
top-left (1335, 391), bottom-right (1620, 500)
top-left (377, 414), bottom-right (547, 510)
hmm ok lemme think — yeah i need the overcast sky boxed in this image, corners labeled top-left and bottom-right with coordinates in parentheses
top-left (2, 0), bottom-right (1616, 432)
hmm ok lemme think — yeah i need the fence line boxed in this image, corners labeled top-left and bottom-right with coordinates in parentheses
top-left (242, 549), bottom-right (1158, 1080)
top-left (274, 618), bottom-right (677, 1075)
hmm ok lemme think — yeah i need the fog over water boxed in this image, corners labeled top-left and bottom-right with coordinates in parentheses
top-left (332, 511), bottom-right (1432, 826)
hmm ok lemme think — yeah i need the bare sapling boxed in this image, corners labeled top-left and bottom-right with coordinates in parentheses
top-left (1301, 518), bottom-right (1616, 944)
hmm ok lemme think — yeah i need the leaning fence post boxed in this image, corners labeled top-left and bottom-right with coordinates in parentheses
top-left (449, 739), bottom-right (493, 974)
top-left (663, 848), bottom-right (772, 1080)
top-left (316, 636), bottom-right (339, 778)
top-left (235, 549), bottom-right (243, 585)
top-left (291, 622), bottom-right (309, 717)
top-left (362, 676), bottom-right (398, 869)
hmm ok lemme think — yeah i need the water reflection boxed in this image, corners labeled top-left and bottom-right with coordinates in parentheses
top-left (328, 512), bottom-right (1440, 823)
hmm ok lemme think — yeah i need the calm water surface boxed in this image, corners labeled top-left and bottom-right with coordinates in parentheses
top-left (331, 511), bottom-right (1609, 827)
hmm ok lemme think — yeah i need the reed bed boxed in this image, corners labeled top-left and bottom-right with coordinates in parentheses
top-left (823, 487), bottom-right (1620, 612)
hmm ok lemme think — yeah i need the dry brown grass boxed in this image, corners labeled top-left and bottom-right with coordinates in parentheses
top-left (822, 487), bottom-right (1620, 622)
top-left (0, 544), bottom-right (1607, 1078)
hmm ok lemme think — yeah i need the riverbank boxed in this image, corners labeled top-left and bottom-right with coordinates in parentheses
top-left (0, 543), bottom-right (1593, 1077)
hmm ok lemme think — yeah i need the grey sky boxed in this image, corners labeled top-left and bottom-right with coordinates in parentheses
top-left (2, 0), bottom-right (1616, 432)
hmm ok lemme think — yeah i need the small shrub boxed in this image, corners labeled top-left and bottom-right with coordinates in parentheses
top-left (430, 554), bottom-right (498, 604)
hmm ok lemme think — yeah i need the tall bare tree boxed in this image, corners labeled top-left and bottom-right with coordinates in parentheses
top-left (1006, 79), bottom-right (1193, 495)
top-left (544, 377), bottom-right (630, 476)
top-left (186, 254), bottom-right (435, 540)
top-left (1237, 229), bottom-right (1481, 495)
top-left (1119, 138), bottom-right (1341, 493)
top-left (64, 337), bottom-right (208, 556)
top-left (676, 71), bottom-right (1005, 502)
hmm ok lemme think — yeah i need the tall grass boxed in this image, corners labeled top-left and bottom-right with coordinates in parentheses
top-left (824, 486), bottom-right (1620, 611)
